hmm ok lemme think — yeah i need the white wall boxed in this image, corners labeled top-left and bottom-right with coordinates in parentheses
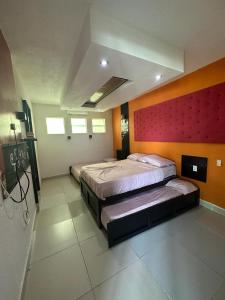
top-left (32, 104), bottom-right (114, 178)
top-left (0, 170), bottom-right (36, 300)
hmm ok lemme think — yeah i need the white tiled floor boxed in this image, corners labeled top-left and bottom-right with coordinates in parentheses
top-left (31, 219), bottom-right (78, 263)
top-left (23, 175), bottom-right (225, 300)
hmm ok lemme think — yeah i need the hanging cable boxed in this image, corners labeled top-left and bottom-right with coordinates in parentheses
top-left (1, 126), bottom-right (31, 224)
top-left (14, 128), bottom-right (30, 224)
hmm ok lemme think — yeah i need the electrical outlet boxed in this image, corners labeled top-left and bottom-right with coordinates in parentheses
top-left (216, 160), bottom-right (222, 167)
top-left (0, 186), bottom-right (3, 206)
top-left (193, 165), bottom-right (198, 172)
top-left (0, 174), bottom-right (7, 200)
top-left (0, 174), bottom-right (6, 203)
top-left (10, 123), bottom-right (16, 130)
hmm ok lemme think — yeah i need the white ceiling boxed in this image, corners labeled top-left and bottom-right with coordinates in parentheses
top-left (61, 9), bottom-right (184, 111)
top-left (0, 0), bottom-right (225, 110)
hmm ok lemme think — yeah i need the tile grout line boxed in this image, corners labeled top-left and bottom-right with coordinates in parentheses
top-left (28, 177), bottom-right (95, 299)
top-left (84, 256), bottom-right (170, 300)
top-left (210, 280), bottom-right (225, 300)
top-left (39, 195), bottom-right (68, 211)
top-left (87, 256), bottom-right (141, 291)
top-left (75, 224), bottom-right (143, 298)
top-left (172, 230), bottom-right (225, 281)
top-left (135, 213), bottom-right (225, 299)
top-left (72, 217), bottom-right (134, 294)
top-left (195, 219), bottom-right (225, 241)
top-left (32, 191), bottom-right (81, 265)
top-left (35, 214), bottom-right (73, 231)
top-left (128, 218), bottom-right (223, 299)
top-left (33, 216), bottom-right (99, 267)
top-left (76, 289), bottom-right (95, 300)
top-left (138, 231), bottom-right (224, 299)
top-left (30, 240), bottom-right (79, 266)
top-left (79, 248), bottom-right (97, 300)
top-left (76, 234), bottom-right (96, 300)
top-left (127, 240), bottom-right (172, 300)
top-left (138, 258), bottom-right (173, 300)
top-left (71, 213), bottom-right (97, 299)
top-left (70, 188), bottom-right (169, 297)
top-left (32, 187), bottom-right (79, 265)
top-left (137, 211), bottom-right (225, 280)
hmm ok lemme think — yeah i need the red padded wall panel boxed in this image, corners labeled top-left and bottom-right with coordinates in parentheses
top-left (134, 82), bottom-right (225, 143)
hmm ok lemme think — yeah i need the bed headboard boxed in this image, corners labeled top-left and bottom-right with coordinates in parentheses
top-left (134, 81), bottom-right (225, 143)
top-left (181, 155), bottom-right (208, 182)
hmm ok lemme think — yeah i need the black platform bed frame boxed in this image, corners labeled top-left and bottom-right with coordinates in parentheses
top-left (73, 154), bottom-right (204, 247)
top-left (80, 175), bottom-right (176, 227)
top-left (105, 189), bottom-right (200, 247)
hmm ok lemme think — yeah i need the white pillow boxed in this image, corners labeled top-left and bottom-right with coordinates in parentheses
top-left (166, 179), bottom-right (198, 195)
top-left (139, 154), bottom-right (175, 167)
top-left (127, 153), bottom-right (146, 161)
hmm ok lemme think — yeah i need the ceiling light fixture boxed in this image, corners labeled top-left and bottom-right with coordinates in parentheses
top-left (100, 59), bottom-right (108, 67)
top-left (90, 92), bottom-right (104, 103)
top-left (82, 76), bottom-right (128, 108)
top-left (66, 111), bottom-right (88, 115)
top-left (156, 74), bottom-right (162, 81)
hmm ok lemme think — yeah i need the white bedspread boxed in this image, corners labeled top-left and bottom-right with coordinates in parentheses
top-left (80, 159), bottom-right (176, 200)
top-left (71, 161), bottom-right (102, 182)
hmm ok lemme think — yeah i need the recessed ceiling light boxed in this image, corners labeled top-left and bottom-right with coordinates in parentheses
top-left (100, 59), bottom-right (108, 67)
top-left (156, 74), bottom-right (162, 81)
top-left (90, 92), bottom-right (104, 102)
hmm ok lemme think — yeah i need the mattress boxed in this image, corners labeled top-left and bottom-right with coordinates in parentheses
top-left (80, 159), bottom-right (176, 200)
top-left (101, 186), bottom-right (181, 229)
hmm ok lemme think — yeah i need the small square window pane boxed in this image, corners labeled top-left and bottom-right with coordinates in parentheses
top-left (46, 118), bottom-right (65, 134)
top-left (71, 118), bottom-right (86, 126)
top-left (92, 118), bottom-right (106, 133)
top-left (92, 126), bottom-right (106, 133)
top-left (92, 119), bottom-right (105, 126)
top-left (71, 118), bottom-right (87, 133)
top-left (72, 126), bottom-right (87, 133)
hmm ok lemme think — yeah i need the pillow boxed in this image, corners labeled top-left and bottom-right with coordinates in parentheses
top-left (139, 154), bottom-right (175, 167)
top-left (166, 179), bottom-right (198, 195)
top-left (127, 153), bottom-right (146, 161)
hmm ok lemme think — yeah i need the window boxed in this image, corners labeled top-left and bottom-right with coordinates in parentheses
top-left (92, 118), bottom-right (106, 133)
top-left (71, 118), bottom-right (87, 133)
top-left (46, 117), bottom-right (65, 134)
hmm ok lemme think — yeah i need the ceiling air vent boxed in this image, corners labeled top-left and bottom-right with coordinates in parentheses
top-left (82, 76), bottom-right (128, 108)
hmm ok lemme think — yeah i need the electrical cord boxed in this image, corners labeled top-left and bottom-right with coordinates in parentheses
top-left (0, 127), bottom-right (31, 224)
top-left (11, 130), bottom-right (30, 200)
top-left (14, 129), bottom-right (30, 224)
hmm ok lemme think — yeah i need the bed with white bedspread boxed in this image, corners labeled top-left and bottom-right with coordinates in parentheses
top-left (79, 153), bottom-right (177, 226)
top-left (80, 159), bottom-right (176, 200)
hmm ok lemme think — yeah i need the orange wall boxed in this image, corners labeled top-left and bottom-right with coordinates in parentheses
top-left (112, 57), bottom-right (225, 209)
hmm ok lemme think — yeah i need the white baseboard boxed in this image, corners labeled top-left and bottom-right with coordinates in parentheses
top-left (43, 172), bottom-right (69, 180)
top-left (200, 199), bottom-right (225, 217)
top-left (19, 208), bottom-right (37, 300)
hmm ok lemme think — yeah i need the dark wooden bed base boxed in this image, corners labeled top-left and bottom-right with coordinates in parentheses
top-left (80, 175), bottom-right (176, 227)
top-left (105, 189), bottom-right (200, 247)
